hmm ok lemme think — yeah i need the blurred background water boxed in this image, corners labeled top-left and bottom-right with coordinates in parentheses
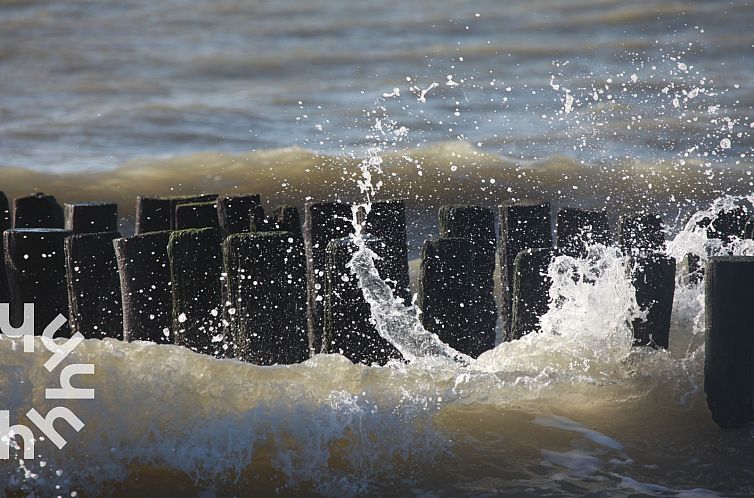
top-left (1, 0), bottom-right (752, 172)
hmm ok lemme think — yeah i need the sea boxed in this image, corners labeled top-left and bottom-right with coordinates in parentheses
top-left (1, 0), bottom-right (754, 495)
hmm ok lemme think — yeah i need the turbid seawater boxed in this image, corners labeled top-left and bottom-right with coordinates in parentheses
top-left (2, 0), bottom-right (754, 496)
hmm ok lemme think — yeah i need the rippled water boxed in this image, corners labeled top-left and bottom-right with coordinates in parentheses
top-left (1, 0), bottom-right (753, 171)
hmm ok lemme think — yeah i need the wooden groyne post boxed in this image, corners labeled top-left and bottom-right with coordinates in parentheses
top-left (628, 254), bottom-right (675, 349)
top-left (617, 213), bottom-right (664, 256)
top-left (65, 232), bottom-right (123, 338)
top-left (64, 202), bottom-right (118, 234)
top-left (217, 194), bottom-right (263, 236)
top-left (223, 231), bottom-right (308, 364)
top-left (556, 207), bottom-right (610, 257)
top-left (272, 205), bottom-right (302, 236)
top-left (704, 256), bottom-right (754, 429)
top-left (499, 200), bottom-right (552, 341)
top-left (510, 248), bottom-right (555, 340)
top-left (13, 193), bottom-right (64, 229)
top-left (418, 238), bottom-right (486, 356)
top-left (113, 231), bottom-right (173, 342)
top-left (0, 192), bottom-right (9, 304)
top-left (322, 236), bottom-right (402, 365)
top-left (135, 194), bottom-right (217, 234)
top-left (175, 201), bottom-right (220, 230)
top-left (304, 201), bottom-right (354, 354)
top-left (438, 205), bottom-right (497, 355)
top-left (687, 207), bottom-right (749, 285)
top-left (168, 228), bottom-right (223, 354)
top-left (4, 228), bottom-right (72, 334)
top-left (360, 200), bottom-right (411, 304)
top-left (618, 213), bottom-right (675, 349)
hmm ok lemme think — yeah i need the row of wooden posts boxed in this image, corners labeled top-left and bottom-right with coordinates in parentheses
top-left (0, 191), bottom-right (751, 428)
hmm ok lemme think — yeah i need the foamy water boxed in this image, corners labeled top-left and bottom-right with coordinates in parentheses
top-left (2, 200), bottom-right (753, 496)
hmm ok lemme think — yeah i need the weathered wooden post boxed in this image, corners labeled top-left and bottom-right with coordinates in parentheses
top-left (0, 192), bottom-right (10, 231)
top-left (704, 207), bottom-right (748, 242)
top-left (168, 228), bottom-right (223, 354)
top-left (272, 205), bottom-right (302, 237)
top-left (510, 248), bottom-right (555, 340)
top-left (304, 201), bottom-right (354, 354)
top-left (499, 200), bottom-right (552, 341)
top-left (438, 205), bottom-right (497, 355)
top-left (322, 236), bottom-right (402, 365)
top-left (0, 192), bottom-right (9, 304)
top-left (617, 212), bottom-right (664, 255)
top-left (249, 205), bottom-right (272, 232)
top-left (629, 254), bottom-right (676, 349)
top-left (4, 228), bottom-right (72, 334)
top-left (361, 200), bottom-right (411, 304)
top-left (217, 194), bottom-right (263, 236)
top-left (65, 232), bottom-right (123, 338)
top-left (704, 256), bottom-right (754, 429)
top-left (113, 231), bottom-right (173, 343)
top-left (13, 193), bottom-right (64, 229)
top-left (135, 194), bottom-right (217, 234)
top-left (417, 238), bottom-right (485, 356)
top-left (617, 212), bottom-right (675, 348)
top-left (174, 201), bottom-right (219, 230)
top-left (556, 207), bottom-right (610, 257)
top-left (64, 202), bottom-right (118, 234)
top-left (223, 231), bottom-right (308, 364)
top-left (682, 207), bottom-right (749, 285)
top-left (745, 216), bottom-right (754, 240)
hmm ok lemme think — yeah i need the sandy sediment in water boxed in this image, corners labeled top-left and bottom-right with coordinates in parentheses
top-left (1, 143), bottom-right (750, 234)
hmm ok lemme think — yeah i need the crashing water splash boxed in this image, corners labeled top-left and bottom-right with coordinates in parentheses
top-left (347, 244), bottom-right (472, 365)
top-left (346, 134), bottom-right (472, 364)
top-left (538, 245), bottom-right (641, 365)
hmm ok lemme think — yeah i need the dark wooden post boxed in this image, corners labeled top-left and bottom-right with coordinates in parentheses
top-left (64, 202), bottom-right (118, 234)
top-left (556, 207), bottom-right (610, 257)
top-left (510, 248), bottom-right (555, 340)
top-left (304, 201), bottom-right (354, 354)
top-left (13, 193), bottom-right (64, 229)
top-left (135, 194), bottom-right (217, 234)
top-left (499, 201), bottom-right (552, 341)
top-left (682, 207), bottom-right (749, 285)
top-left (113, 231), bottom-right (173, 342)
top-left (4, 228), bottom-right (72, 334)
top-left (0, 192), bottom-right (9, 304)
top-left (704, 256), bottom-right (754, 429)
top-left (361, 200), bottom-right (411, 304)
top-left (223, 231), bottom-right (308, 364)
top-left (703, 207), bottom-right (748, 242)
top-left (437, 205), bottom-right (497, 354)
top-left (744, 216), bottom-right (754, 240)
top-left (249, 205), bottom-right (272, 231)
top-left (322, 236), bottom-right (402, 365)
top-left (272, 205), bottom-right (302, 237)
top-left (174, 201), bottom-right (219, 230)
top-left (217, 194), bottom-right (263, 236)
top-left (0, 192), bottom-right (9, 231)
top-left (65, 232), bottom-right (123, 338)
top-left (629, 254), bottom-right (675, 349)
top-left (418, 238), bottom-right (486, 356)
top-left (617, 212), bottom-right (664, 256)
top-left (168, 228), bottom-right (223, 354)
